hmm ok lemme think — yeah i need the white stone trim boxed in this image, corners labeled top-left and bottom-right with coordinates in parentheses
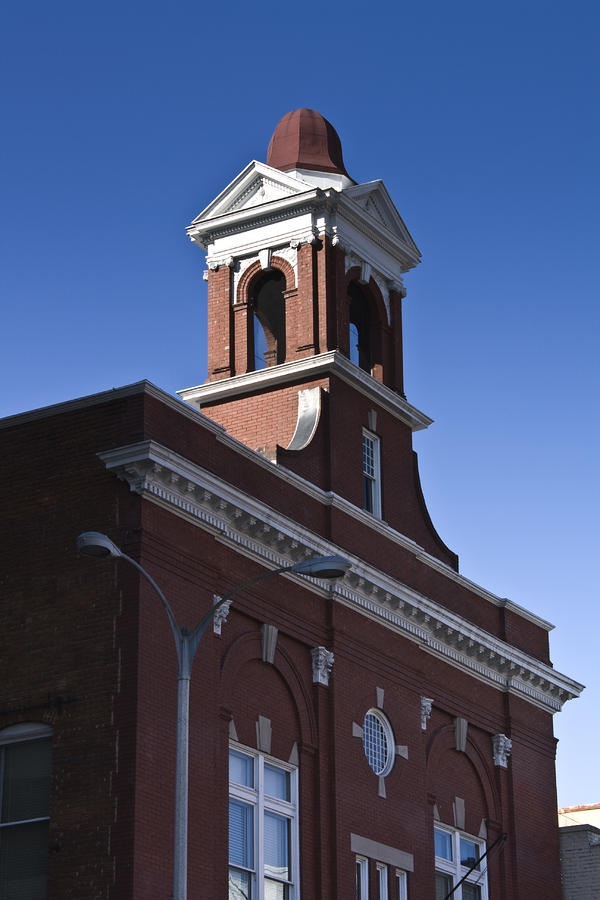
top-left (345, 251), bottom-right (396, 323)
top-left (421, 697), bottom-right (433, 731)
top-left (179, 350), bottom-right (433, 433)
top-left (351, 834), bottom-right (414, 872)
top-left (212, 594), bottom-right (231, 635)
top-left (261, 624), bottom-right (278, 664)
top-left (98, 439), bottom-right (583, 713)
top-left (188, 162), bottom-right (422, 285)
top-left (286, 387), bottom-right (322, 452)
top-left (229, 245), bottom-right (300, 300)
top-left (311, 646), bottom-right (334, 686)
top-left (455, 717), bottom-right (468, 752)
top-left (492, 733), bottom-right (512, 768)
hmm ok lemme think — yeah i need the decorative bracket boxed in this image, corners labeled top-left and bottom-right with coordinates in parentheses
top-left (212, 595), bottom-right (232, 635)
top-left (421, 697), bottom-right (433, 731)
top-left (311, 646), bottom-right (334, 686)
top-left (492, 733), bottom-right (512, 768)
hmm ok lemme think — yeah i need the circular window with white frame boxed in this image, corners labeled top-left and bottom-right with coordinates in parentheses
top-left (362, 708), bottom-right (395, 777)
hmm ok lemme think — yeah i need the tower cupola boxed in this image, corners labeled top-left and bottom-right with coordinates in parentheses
top-left (178, 111), bottom-right (463, 561)
top-left (265, 108), bottom-right (354, 191)
top-left (267, 108), bottom-right (352, 178)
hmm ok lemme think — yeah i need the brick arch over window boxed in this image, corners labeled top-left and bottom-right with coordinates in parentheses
top-left (425, 723), bottom-right (501, 829)
top-left (237, 258), bottom-right (296, 371)
top-left (219, 631), bottom-right (318, 754)
top-left (344, 267), bottom-right (389, 382)
top-left (236, 256), bottom-right (296, 300)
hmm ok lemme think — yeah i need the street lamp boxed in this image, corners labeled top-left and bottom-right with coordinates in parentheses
top-left (76, 531), bottom-right (350, 900)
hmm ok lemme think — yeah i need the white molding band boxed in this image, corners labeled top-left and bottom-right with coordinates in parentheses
top-left (99, 439), bottom-right (583, 714)
top-left (351, 834), bottom-right (414, 872)
top-left (178, 350), bottom-right (433, 433)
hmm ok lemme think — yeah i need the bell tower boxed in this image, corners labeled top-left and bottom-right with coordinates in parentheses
top-left (180, 109), bottom-right (456, 566)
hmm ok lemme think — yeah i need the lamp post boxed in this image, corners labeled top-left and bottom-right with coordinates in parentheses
top-left (76, 531), bottom-right (350, 900)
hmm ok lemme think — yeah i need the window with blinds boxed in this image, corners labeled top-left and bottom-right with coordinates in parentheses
top-left (229, 745), bottom-right (298, 900)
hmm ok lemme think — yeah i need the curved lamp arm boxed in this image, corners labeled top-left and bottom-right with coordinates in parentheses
top-left (76, 531), bottom-right (350, 900)
top-left (76, 531), bottom-right (181, 648)
top-left (191, 554), bottom-right (351, 644)
top-left (76, 531), bottom-right (350, 667)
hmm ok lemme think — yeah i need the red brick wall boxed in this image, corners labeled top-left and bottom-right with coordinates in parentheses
top-left (0, 386), bottom-right (563, 899)
top-left (201, 377), bottom-right (330, 460)
top-left (0, 397), bottom-right (145, 899)
top-left (207, 266), bottom-right (233, 380)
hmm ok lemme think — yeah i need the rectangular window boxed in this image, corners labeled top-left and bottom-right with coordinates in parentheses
top-left (0, 727), bottom-right (52, 900)
top-left (396, 869), bottom-right (408, 900)
top-left (434, 826), bottom-right (487, 900)
top-left (376, 862), bottom-right (388, 900)
top-left (362, 431), bottom-right (382, 518)
top-left (435, 872), bottom-right (453, 900)
top-left (356, 856), bottom-right (369, 900)
top-left (229, 744), bottom-right (298, 900)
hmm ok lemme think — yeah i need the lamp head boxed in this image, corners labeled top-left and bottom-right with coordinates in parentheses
top-left (76, 532), bottom-right (122, 559)
top-left (291, 555), bottom-right (351, 579)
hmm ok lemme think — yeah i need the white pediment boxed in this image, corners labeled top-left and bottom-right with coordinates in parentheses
top-left (344, 180), bottom-right (419, 256)
top-left (191, 161), bottom-right (311, 225)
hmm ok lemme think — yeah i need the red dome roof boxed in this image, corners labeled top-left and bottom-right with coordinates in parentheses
top-left (266, 108), bottom-right (350, 177)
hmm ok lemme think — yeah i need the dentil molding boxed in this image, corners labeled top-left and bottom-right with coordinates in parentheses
top-left (99, 439), bottom-right (583, 714)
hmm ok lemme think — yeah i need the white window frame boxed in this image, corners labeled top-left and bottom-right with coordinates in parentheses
top-left (356, 855), bottom-right (369, 900)
top-left (434, 825), bottom-right (488, 900)
top-left (362, 708), bottom-right (395, 777)
top-left (395, 869), bottom-right (408, 900)
top-left (0, 723), bottom-right (53, 900)
top-left (376, 862), bottom-right (388, 900)
top-left (229, 742), bottom-right (299, 900)
top-left (362, 430), bottom-right (382, 518)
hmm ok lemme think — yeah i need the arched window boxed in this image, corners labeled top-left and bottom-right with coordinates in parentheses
top-left (348, 282), bottom-right (372, 372)
top-left (249, 270), bottom-right (286, 370)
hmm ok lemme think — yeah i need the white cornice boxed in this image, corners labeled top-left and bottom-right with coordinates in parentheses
top-left (187, 186), bottom-right (324, 247)
top-left (327, 491), bottom-right (553, 630)
top-left (188, 167), bottom-right (421, 276)
top-left (1, 378), bottom-right (554, 637)
top-left (99, 439), bottom-right (583, 713)
top-left (190, 161), bottom-right (309, 223)
top-left (334, 189), bottom-right (421, 270)
top-left (178, 351), bottom-right (433, 433)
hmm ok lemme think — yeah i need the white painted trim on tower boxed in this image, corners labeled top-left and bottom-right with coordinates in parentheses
top-left (178, 351), bottom-right (433, 432)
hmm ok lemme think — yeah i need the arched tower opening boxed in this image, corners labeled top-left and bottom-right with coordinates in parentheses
top-left (248, 269), bottom-right (286, 370)
top-left (346, 278), bottom-right (387, 381)
top-left (348, 282), bottom-right (373, 372)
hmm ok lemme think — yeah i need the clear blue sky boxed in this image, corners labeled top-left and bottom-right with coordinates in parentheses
top-left (1, 2), bottom-right (598, 807)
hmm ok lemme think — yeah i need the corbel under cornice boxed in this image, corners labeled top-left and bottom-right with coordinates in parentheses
top-left (99, 440), bottom-right (583, 714)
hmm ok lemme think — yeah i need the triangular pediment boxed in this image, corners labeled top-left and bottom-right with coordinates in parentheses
top-left (190, 161), bottom-right (311, 225)
top-left (345, 180), bottom-right (419, 255)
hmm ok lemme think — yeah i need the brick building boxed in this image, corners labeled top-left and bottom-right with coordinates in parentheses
top-left (558, 805), bottom-right (600, 899)
top-left (0, 109), bottom-right (583, 899)
top-left (559, 825), bottom-right (600, 900)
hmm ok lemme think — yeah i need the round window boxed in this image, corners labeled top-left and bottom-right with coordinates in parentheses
top-left (362, 708), bottom-right (395, 777)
